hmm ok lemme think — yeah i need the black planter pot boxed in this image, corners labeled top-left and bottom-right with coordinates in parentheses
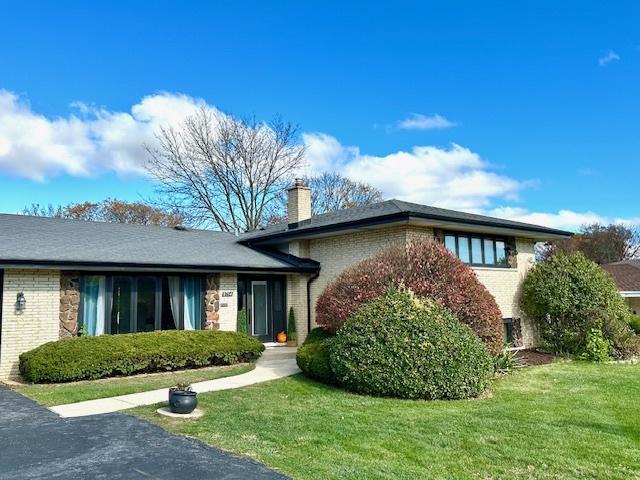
top-left (169, 389), bottom-right (198, 414)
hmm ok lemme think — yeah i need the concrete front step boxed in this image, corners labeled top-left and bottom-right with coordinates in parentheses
top-left (262, 346), bottom-right (298, 360)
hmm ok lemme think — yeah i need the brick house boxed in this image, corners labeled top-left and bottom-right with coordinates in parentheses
top-left (0, 180), bottom-right (571, 377)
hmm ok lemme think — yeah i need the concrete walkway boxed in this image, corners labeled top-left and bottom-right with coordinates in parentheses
top-left (50, 347), bottom-right (299, 418)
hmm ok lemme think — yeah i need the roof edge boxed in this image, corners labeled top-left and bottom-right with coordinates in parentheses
top-left (243, 210), bottom-right (573, 244)
top-left (0, 258), bottom-right (319, 274)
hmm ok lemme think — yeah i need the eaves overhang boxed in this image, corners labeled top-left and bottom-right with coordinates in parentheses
top-left (243, 212), bottom-right (573, 245)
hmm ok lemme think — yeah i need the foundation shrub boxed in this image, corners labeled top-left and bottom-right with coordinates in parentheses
top-left (329, 288), bottom-right (494, 400)
top-left (315, 239), bottom-right (504, 353)
top-left (19, 330), bottom-right (264, 383)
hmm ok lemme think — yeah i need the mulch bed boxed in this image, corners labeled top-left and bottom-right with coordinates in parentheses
top-left (515, 349), bottom-right (556, 366)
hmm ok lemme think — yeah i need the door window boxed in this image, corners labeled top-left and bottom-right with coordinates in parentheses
top-left (251, 281), bottom-right (268, 336)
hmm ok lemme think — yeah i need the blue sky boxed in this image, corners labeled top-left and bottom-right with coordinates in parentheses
top-left (0, 1), bottom-right (638, 229)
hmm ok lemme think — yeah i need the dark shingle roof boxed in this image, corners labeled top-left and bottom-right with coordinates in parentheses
top-left (0, 214), bottom-right (317, 272)
top-left (242, 199), bottom-right (572, 242)
top-left (602, 261), bottom-right (640, 292)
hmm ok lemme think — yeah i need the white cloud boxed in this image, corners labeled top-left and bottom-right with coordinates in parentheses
top-left (0, 90), bottom-right (208, 181)
top-left (598, 50), bottom-right (620, 67)
top-left (2, 89), bottom-right (637, 232)
top-left (486, 206), bottom-right (640, 231)
top-left (397, 113), bottom-right (456, 130)
top-left (303, 134), bottom-right (523, 210)
top-left (302, 133), bottom-right (640, 231)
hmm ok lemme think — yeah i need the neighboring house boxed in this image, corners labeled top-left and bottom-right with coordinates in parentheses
top-left (602, 260), bottom-right (640, 314)
top-left (0, 180), bottom-right (571, 378)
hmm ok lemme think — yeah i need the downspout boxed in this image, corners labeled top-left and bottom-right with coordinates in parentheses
top-left (306, 270), bottom-right (320, 334)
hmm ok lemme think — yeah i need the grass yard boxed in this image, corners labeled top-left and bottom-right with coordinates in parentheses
top-left (13, 363), bottom-right (254, 406)
top-left (132, 362), bottom-right (640, 480)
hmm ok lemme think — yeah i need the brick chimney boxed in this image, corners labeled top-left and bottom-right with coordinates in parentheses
top-left (287, 178), bottom-right (311, 226)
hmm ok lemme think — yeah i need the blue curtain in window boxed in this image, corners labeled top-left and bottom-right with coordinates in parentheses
top-left (183, 277), bottom-right (202, 330)
top-left (82, 276), bottom-right (106, 336)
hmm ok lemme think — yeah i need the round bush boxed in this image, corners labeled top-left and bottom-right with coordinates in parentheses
top-left (295, 328), bottom-right (337, 384)
top-left (520, 252), bottom-right (640, 357)
top-left (330, 288), bottom-right (494, 400)
top-left (316, 239), bottom-right (504, 353)
top-left (19, 330), bottom-right (265, 383)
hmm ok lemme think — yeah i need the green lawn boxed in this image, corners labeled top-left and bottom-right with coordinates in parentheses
top-left (13, 363), bottom-right (254, 406)
top-left (132, 362), bottom-right (640, 480)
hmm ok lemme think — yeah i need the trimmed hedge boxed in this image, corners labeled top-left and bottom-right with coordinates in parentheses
top-left (295, 328), bottom-right (337, 384)
top-left (330, 288), bottom-right (494, 400)
top-left (315, 239), bottom-right (504, 354)
top-left (19, 330), bottom-right (265, 383)
top-left (521, 252), bottom-right (640, 358)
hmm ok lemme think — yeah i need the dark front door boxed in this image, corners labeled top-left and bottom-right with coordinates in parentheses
top-left (239, 275), bottom-right (286, 342)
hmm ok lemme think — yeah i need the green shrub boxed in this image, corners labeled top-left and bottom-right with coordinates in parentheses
top-left (521, 252), bottom-right (640, 358)
top-left (19, 330), bottom-right (264, 383)
top-left (578, 328), bottom-right (611, 362)
top-left (287, 307), bottom-right (297, 342)
top-left (295, 327), bottom-right (337, 384)
top-left (330, 288), bottom-right (493, 400)
top-left (237, 309), bottom-right (249, 335)
top-left (628, 315), bottom-right (640, 335)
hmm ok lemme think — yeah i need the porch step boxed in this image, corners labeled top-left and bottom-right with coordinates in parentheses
top-left (262, 346), bottom-right (298, 361)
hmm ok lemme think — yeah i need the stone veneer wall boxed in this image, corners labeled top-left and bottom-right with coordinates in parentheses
top-left (0, 269), bottom-right (61, 378)
top-left (204, 274), bottom-right (220, 330)
top-left (59, 271), bottom-right (80, 338)
top-left (204, 273), bottom-right (238, 331)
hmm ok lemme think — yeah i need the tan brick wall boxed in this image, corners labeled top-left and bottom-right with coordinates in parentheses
top-left (287, 185), bottom-right (312, 223)
top-left (305, 225), bottom-right (434, 331)
top-left (472, 238), bottom-right (537, 347)
top-left (287, 226), bottom-right (540, 348)
top-left (286, 273), bottom-right (309, 344)
top-left (1, 269), bottom-right (61, 378)
top-left (217, 273), bottom-right (238, 331)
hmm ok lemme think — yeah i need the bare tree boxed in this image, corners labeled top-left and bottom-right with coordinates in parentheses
top-left (145, 107), bottom-right (305, 232)
top-left (540, 223), bottom-right (640, 264)
top-left (22, 199), bottom-right (183, 226)
top-left (266, 173), bottom-right (384, 224)
top-left (307, 172), bottom-right (383, 215)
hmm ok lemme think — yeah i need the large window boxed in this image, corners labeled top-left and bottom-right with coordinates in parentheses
top-left (80, 275), bottom-right (202, 336)
top-left (444, 232), bottom-right (509, 267)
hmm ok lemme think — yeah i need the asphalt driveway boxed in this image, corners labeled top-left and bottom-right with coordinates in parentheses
top-left (0, 386), bottom-right (287, 479)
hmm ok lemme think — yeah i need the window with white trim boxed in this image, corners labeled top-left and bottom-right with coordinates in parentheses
top-left (444, 232), bottom-right (509, 267)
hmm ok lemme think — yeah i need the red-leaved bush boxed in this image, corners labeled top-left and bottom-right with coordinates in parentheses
top-left (315, 239), bottom-right (504, 353)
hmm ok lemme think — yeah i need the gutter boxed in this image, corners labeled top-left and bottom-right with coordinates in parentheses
top-left (306, 270), bottom-right (321, 334)
top-left (0, 259), bottom-right (319, 274)
top-left (620, 291), bottom-right (640, 298)
top-left (243, 211), bottom-right (573, 244)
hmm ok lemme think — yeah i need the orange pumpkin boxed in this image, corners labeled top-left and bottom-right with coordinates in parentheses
top-left (276, 331), bottom-right (287, 343)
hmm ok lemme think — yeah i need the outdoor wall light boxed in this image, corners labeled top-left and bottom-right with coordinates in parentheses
top-left (16, 292), bottom-right (26, 312)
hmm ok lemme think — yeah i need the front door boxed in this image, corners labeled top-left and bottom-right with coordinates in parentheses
top-left (239, 275), bottom-right (286, 342)
top-left (251, 281), bottom-right (269, 341)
